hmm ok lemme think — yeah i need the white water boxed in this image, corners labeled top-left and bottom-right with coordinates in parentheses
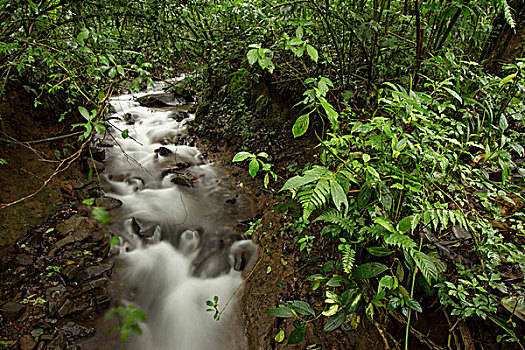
top-left (100, 83), bottom-right (256, 350)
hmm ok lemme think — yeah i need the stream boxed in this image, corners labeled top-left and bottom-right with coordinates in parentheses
top-left (90, 81), bottom-right (257, 350)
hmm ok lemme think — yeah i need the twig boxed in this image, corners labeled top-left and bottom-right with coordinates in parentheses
top-left (390, 310), bottom-right (442, 350)
top-left (0, 131), bottom-right (83, 145)
top-left (374, 321), bottom-right (393, 350)
top-left (443, 309), bottom-right (461, 350)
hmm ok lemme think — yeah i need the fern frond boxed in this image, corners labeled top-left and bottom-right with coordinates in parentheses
top-left (342, 246), bottom-right (356, 274)
top-left (385, 232), bottom-right (417, 249)
top-left (314, 209), bottom-right (354, 232)
top-left (410, 249), bottom-right (439, 284)
top-left (500, 0), bottom-right (516, 29)
top-left (297, 178), bottom-right (330, 220)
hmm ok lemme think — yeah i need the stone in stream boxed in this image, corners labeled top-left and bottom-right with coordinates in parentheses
top-left (168, 110), bottom-right (190, 122)
top-left (131, 217), bottom-right (157, 238)
top-left (154, 146), bottom-right (173, 157)
top-left (61, 321), bottom-right (95, 342)
top-left (135, 93), bottom-right (183, 107)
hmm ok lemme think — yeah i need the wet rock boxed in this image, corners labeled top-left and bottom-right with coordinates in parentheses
top-left (45, 332), bottom-right (67, 350)
top-left (46, 285), bottom-right (68, 316)
top-left (61, 321), bottom-right (95, 342)
top-left (89, 147), bottom-right (105, 162)
top-left (123, 112), bottom-right (139, 125)
top-left (20, 334), bottom-right (36, 350)
top-left (71, 278), bottom-right (108, 297)
top-left (75, 264), bottom-right (113, 282)
top-left (169, 110), bottom-right (190, 122)
top-left (82, 158), bottom-right (105, 173)
top-left (135, 93), bottom-right (182, 107)
top-left (170, 174), bottom-right (194, 187)
top-left (15, 253), bottom-right (34, 266)
top-left (56, 217), bottom-right (97, 242)
top-left (131, 217), bottom-right (157, 238)
top-left (95, 197), bottom-right (122, 210)
top-left (93, 287), bottom-right (111, 307)
top-left (452, 225), bottom-right (472, 240)
top-left (0, 301), bottom-right (25, 320)
top-left (154, 146), bottom-right (173, 157)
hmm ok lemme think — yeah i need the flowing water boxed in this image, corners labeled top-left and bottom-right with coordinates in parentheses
top-left (92, 82), bottom-right (257, 350)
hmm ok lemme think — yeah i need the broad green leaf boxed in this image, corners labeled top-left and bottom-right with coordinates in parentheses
top-left (357, 183), bottom-right (372, 209)
top-left (367, 246), bottom-right (393, 257)
top-left (292, 114), bottom-right (309, 138)
top-left (397, 215), bottom-right (419, 233)
top-left (295, 26), bottom-right (304, 40)
top-left (117, 65), bottom-right (125, 76)
top-left (78, 106), bottom-right (90, 121)
top-left (322, 304), bottom-right (340, 316)
top-left (121, 129), bottom-right (129, 138)
top-left (374, 218), bottom-right (395, 233)
top-left (499, 73), bottom-right (517, 86)
top-left (247, 49), bottom-right (258, 65)
top-left (232, 152), bottom-right (253, 162)
top-left (267, 305), bottom-right (294, 318)
top-left (288, 301), bottom-right (316, 317)
top-left (92, 206), bottom-right (110, 224)
top-left (108, 66), bottom-right (116, 79)
top-left (306, 44), bottom-right (318, 62)
top-left (323, 312), bottom-right (346, 332)
top-left (499, 115), bottom-right (508, 131)
top-left (406, 298), bottom-right (422, 313)
top-left (82, 198), bottom-right (95, 206)
top-left (275, 330), bottom-right (285, 343)
top-left (330, 179), bottom-right (347, 211)
top-left (287, 325), bottom-right (306, 344)
top-left (248, 158), bottom-right (259, 178)
top-left (442, 86), bottom-right (462, 103)
top-left (352, 262), bottom-right (388, 279)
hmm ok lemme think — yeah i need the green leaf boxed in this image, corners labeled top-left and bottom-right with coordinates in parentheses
top-left (248, 158), bottom-right (259, 178)
top-left (352, 262), bottom-right (388, 279)
top-left (92, 206), bottom-right (110, 224)
top-left (295, 26), bottom-right (304, 40)
top-left (247, 49), bottom-right (258, 65)
top-left (275, 330), bottom-right (285, 343)
top-left (232, 152), bottom-right (253, 162)
top-left (108, 67), bottom-right (116, 79)
top-left (442, 86), bottom-right (462, 104)
top-left (267, 305), bottom-right (294, 318)
top-left (288, 300), bottom-right (316, 317)
top-left (78, 106), bottom-right (91, 121)
top-left (121, 129), bottom-right (129, 138)
top-left (306, 44), bottom-right (318, 62)
top-left (110, 236), bottom-right (119, 247)
top-left (324, 312), bottom-right (346, 332)
top-left (357, 183), bottom-right (372, 209)
top-left (292, 114), bottom-right (309, 138)
top-left (374, 218), bottom-right (395, 233)
top-left (397, 215), bottom-right (419, 234)
top-left (117, 65), bottom-right (125, 76)
top-left (499, 73), bottom-right (517, 86)
top-left (366, 246), bottom-right (393, 257)
top-left (330, 179), bottom-right (347, 211)
top-left (410, 250), bottom-right (439, 283)
top-left (287, 325), bottom-right (306, 345)
top-left (83, 198), bottom-right (95, 206)
top-left (406, 298), bottom-right (422, 313)
top-left (499, 115), bottom-right (508, 131)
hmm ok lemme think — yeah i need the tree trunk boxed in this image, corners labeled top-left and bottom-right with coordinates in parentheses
top-left (480, 0), bottom-right (525, 70)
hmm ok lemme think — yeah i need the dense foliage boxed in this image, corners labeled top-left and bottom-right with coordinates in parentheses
top-left (1, 0), bottom-right (524, 348)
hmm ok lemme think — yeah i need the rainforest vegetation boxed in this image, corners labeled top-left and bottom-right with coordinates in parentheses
top-left (1, 0), bottom-right (524, 348)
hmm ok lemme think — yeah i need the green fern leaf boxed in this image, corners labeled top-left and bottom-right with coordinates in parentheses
top-left (342, 246), bottom-right (356, 274)
top-left (314, 209), bottom-right (353, 232)
top-left (410, 250), bottom-right (439, 284)
top-left (385, 232), bottom-right (417, 249)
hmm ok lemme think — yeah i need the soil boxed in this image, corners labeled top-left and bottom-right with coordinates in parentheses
top-left (0, 84), bottom-right (116, 349)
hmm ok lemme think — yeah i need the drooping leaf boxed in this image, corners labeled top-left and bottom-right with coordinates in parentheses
top-left (292, 114), bottom-right (309, 138)
top-left (330, 179), bottom-right (347, 211)
top-left (352, 262), bottom-right (388, 279)
top-left (306, 44), bottom-right (318, 62)
top-left (267, 305), bottom-right (294, 318)
top-left (92, 206), bottom-right (110, 224)
top-left (287, 325), bottom-right (306, 344)
top-left (323, 312), bottom-right (346, 332)
top-left (288, 301), bottom-right (316, 317)
top-left (410, 250), bottom-right (439, 283)
top-left (78, 106), bottom-right (91, 121)
top-left (247, 49), bottom-right (258, 65)
top-left (357, 183), bottom-right (372, 209)
top-left (367, 246), bottom-right (393, 257)
top-left (248, 158), bottom-right (259, 178)
top-left (232, 152), bottom-right (253, 162)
